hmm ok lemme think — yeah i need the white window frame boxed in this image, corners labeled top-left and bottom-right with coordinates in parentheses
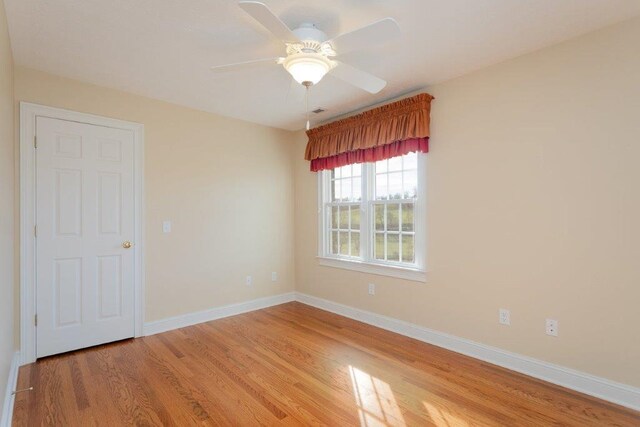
top-left (317, 154), bottom-right (427, 282)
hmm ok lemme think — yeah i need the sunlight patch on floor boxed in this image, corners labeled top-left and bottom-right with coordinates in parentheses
top-left (349, 365), bottom-right (406, 427)
top-left (424, 401), bottom-right (470, 427)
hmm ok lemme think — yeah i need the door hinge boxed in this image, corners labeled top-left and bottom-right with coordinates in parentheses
top-left (34, 225), bottom-right (37, 238)
top-left (34, 135), bottom-right (37, 149)
top-left (34, 314), bottom-right (38, 327)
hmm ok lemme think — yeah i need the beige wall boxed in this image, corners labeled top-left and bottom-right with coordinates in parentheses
top-left (14, 67), bottom-right (296, 329)
top-left (5, 9), bottom-right (640, 395)
top-left (294, 17), bottom-right (640, 387)
top-left (0, 0), bottom-right (14, 417)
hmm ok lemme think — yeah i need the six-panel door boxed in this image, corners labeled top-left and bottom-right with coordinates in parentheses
top-left (36, 116), bottom-right (136, 358)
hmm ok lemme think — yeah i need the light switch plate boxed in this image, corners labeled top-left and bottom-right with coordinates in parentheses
top-left (162, 220), bottom-right (171, 233)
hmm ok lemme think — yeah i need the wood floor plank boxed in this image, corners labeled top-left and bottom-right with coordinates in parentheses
top-left (120, 340), bottom-right (219, 426)
top-left (12, 301), bottom-right (640, 426)
top-left (176, 326), bottom-right (290, 425)
top-left (253, 308), bottom-right (528, 424)
top-left (196, 322), bottom-right (354, 425)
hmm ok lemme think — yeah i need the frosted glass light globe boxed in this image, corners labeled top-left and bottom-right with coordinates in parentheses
top-left (283, 53), bottom-right (332, 85)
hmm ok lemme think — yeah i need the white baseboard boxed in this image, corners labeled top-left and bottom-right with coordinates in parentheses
top-left (143, 292), bottom-right (296, 336)
top-left (142, 290), bottom-right (640, 410)
top-left (295, 292), bottom-right (640, 411)
top-left (16, 289), bottom-right (636, 418)
top-left (1, 352), bottom-right (20, 427)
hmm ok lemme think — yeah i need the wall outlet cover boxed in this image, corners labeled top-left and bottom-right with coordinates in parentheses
top-left (499, 308), bottom-right (511, 326)
top-left (545, 318), bottom-right (558, 336)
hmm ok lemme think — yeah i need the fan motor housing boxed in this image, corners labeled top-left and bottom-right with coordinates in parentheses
top-left (293, 23), bottom-right (327, 43)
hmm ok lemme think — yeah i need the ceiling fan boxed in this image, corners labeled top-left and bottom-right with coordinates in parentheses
top-left (211, 1), bottom-right (401, 94)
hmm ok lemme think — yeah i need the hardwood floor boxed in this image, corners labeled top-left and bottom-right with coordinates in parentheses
top-left (12, 302), bottom-right (640, 426)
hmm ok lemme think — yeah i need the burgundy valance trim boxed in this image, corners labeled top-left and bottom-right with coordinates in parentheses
top-left (310, 137), bottom-right (429, 172)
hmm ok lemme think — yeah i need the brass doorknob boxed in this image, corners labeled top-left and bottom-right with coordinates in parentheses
top-left (122, 241), bottom-right (133, 249)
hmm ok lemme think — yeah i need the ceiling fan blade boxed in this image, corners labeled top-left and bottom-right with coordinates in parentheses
top-left (238, 1), bottom-right (300, 43)
top-left (329, 61), bottom-right (386, 94)
top-left (329, 18), bottom-right (400, 55)
top-left (210, 57), bottom-right (282, 73)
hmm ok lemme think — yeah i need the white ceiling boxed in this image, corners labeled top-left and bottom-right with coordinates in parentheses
top-left (5, 0), bottom-right (640, 130)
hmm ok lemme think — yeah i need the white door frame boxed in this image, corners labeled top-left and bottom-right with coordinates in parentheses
top-left (19, 102), bottom-right (145, 365)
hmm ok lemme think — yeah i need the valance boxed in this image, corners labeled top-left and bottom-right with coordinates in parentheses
top-left (305, 93), bottom-right (434, 171)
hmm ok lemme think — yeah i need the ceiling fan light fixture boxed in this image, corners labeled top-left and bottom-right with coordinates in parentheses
top-left (283, 53), bottom-right (332, 85)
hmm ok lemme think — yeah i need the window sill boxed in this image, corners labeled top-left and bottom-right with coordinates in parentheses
top-left (316, 257), bottom-right (427, 282)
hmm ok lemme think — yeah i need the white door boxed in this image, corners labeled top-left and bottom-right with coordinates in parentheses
top-left (36, 116), bottom-right (136, 358)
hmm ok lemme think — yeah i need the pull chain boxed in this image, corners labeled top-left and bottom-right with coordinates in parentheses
top-left (304, 81), bottom-right (311, 130)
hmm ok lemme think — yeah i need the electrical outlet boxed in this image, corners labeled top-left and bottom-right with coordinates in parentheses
top-left (545, 319), bottom-right (558, 336)
top-left (368, 283), bottom-right (375, 295)
top-left (271, 272), bottom-right (277, 282)
top-left (499, 308), bottom-right (510, 326)
top-left (246, 275), bottom-right (253, 286)
top-left (162, 220), bottom-right (171, 233)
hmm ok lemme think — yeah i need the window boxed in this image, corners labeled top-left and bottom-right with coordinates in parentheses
top-left (318, 153), bottom-right (426, 281)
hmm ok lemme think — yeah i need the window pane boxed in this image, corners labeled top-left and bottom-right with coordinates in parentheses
top-left (403, 169), bottom-right (418, 199)
top-left (375, 204), bottom-right (385, 231)
top-left (403, 152), bottom-right (417, 170)
top-left (375, 233), bottom-right (385, 260)
top-left (326, 155), bottom-right (421, 265)
top-left (376, 159), bottom-right (388, 173)
top-left (339, 207), bottom-right (349, 229)
top-left (388, 155), bottom-right (402, 172)
top-left (351, 232), bottom-right (360, 257)
top-left (387, 204), bottom-right (399, 231)
top-left (339, 231), bottom-right (349, 255)
top-left (332, 179), bottom-right (341, 201)
top-left (352, 177), bottom-right (362, 201)
top-left (375, 174), bottom-right (388, 200)
top-left (331, 206), bottom-right (339, 229)
top-left (341, 178), bottom-right (351, 201)
top-left (387, 234), bottom-right (400, 261)
top-left (388, 172), bottom-right (403, 199)
top-left (350, 207), bottom-right (360, 229)
top-left (402, 234), bottom-right (415, 263)
top-left (402, 203), bottom-right (414, 231)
